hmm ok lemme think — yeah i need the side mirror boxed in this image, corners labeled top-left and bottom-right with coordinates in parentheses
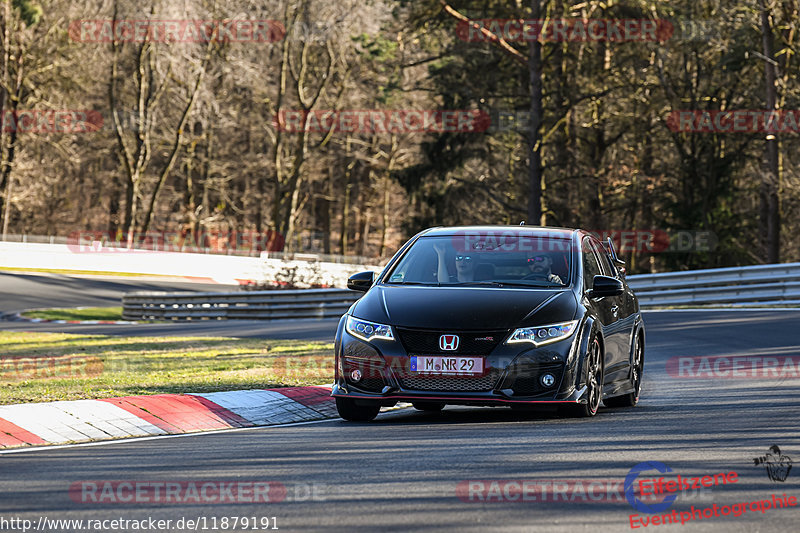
top-left (588, 275), bottom-right (624, 299)
top-left (347, 271), bottom-right (376, 292)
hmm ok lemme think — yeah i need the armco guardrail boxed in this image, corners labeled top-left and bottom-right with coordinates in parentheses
top-left (627, 263), bottom-right (800, 307)
top-left (122, 263), bottom-right (800, 320)
top-left (122, 289), bottom-right (360, 320)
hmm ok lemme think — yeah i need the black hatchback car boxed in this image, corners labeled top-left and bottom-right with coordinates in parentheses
top-left (332, 226), bottom-right (644, 421)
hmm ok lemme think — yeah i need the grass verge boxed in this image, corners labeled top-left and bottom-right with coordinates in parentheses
top-left (21, 307), bottom-right (125, 321)
top-left (0, 332), bottom-right (334, 404)
top-left (0, 266), bottom-right (177, 278)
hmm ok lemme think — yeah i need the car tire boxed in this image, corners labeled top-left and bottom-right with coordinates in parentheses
top-left (604, 335), bottom-right (643, 408)
top-left (560, 336), bottom-right (604, 418)
top-left (412, 401), bottom-right (445, 412)
top-left (336, 397), bottom-right (381, 422)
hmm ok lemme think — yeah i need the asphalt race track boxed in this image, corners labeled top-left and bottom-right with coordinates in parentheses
top-left (0, 272), bottom-right (799, 531)
top-left (0, 272), bottom-right (338, 340)
top-left (0, 271), bottom-right (230, 314)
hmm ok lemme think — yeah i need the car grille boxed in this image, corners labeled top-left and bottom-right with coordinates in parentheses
top-left (397, 368), bottom-right (504, 392)
top-left (395, 328), bottom-right (508, 355)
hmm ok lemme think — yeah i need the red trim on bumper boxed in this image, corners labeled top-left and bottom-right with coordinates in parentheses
top-left (331, 393), bottom-right (579, 404)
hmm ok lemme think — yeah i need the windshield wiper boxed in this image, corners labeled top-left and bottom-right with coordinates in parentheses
top-left (449, 281), bottom-right (505, 286)
top-left (387, 281), bottom-right (437, 286)
top-left (450, 281), bottom-right (565, 288)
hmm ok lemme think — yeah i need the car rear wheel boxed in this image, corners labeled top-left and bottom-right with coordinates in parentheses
top-left (604, 335), bottom-right (643, 408)
top-left (412, 401), bottom-right (445, 412)
top-left (560, 336), bottom-right (603, 418)
top-left (336, 397), bottom-right (381, 422)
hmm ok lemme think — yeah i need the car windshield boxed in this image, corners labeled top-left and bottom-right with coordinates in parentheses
top-left (385, 234), bottom-right (571, 287)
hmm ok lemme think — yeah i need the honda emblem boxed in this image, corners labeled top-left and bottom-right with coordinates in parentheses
top-left (439, 334), bottom-right (459, 351)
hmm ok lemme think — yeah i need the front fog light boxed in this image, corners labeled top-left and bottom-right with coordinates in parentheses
top-left (540, 373), bottom-right (556, 387)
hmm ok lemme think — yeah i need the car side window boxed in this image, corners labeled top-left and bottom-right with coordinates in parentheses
top-left (582, 239), bottom-right (603, 291)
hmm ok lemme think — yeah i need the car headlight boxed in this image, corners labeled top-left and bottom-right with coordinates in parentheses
top-left (346, 316), bottom-right (394, 342)
top-left (507, 320), bottom-right (578, 346)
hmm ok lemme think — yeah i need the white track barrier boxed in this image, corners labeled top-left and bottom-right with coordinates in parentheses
top-left (0, 242), bottom-right (380, 287)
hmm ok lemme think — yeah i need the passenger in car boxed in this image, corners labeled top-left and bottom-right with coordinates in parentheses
top-left (433, 242), bottom-right (475, 282)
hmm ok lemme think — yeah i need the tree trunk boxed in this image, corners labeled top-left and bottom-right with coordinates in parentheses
top-left (184, 144), bottom-right (197, 238)
top-left (1, 6), bottom-right (22, 240)
top-left (0, 0), bottom-right (9, 223)
top-left (359, 208), bottom-right (370, 258)
top-left (141, 48), bottom-right (210, 235)
top-left (380, 181), bottom-right (389, 257)
top-left (108, 173), bottom-right (121, 237)
top-left (0, 112), bottom-right (17, 239)
top-left (1, 82), bottom-right (21, 239)
top-left (527, 0), bottom-right (543, 225)
top-left (759, 0), bottom-right (780, 263)
top-left (340, 151), bottom-right (353, 255)
top-left (323, 168), bottom-right (332, 254)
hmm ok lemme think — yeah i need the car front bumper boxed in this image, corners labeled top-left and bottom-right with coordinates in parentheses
top-left (332, 326), bottom-right (588, 407)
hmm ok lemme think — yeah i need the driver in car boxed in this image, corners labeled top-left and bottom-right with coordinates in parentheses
top-left (525, 253), bottom-right (563, 284)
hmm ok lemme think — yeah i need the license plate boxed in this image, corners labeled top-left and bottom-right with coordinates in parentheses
top-left (410, 356), bottom-right (484, 375)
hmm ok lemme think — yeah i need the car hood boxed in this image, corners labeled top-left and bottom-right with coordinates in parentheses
top-left (351, 285), bottom-right (577, 330)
